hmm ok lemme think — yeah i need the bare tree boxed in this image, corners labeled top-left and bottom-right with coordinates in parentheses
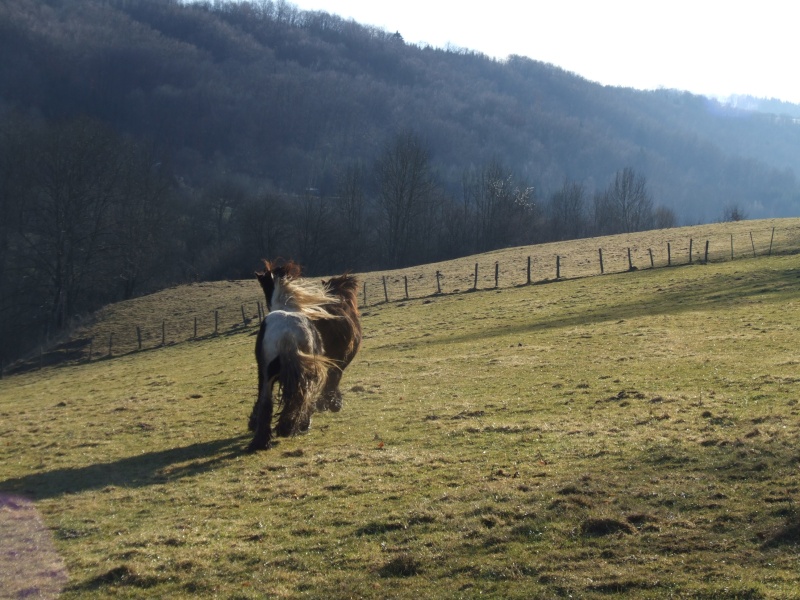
top-left (374, 131), bottom-right (436, 266)
top-left (611, 167), bottom-right (653, 232)
top-left (722, 203), bottom-right (747, 222)
top-left (652, 205), bottom-right (677, 229)
top-left (292, 189), bottom-right (332, 270)
top-left (593, 167), bottom-right (653, 235)
top-left (463, 160), bottom-right (535, 251)
top-left (333, 162), bottom-right (368, 269)
top-left (203, 178), bottom-right (247, 249)
top-left (548, 179), bottom-right (586, 241)
top-left (238, 192), bottom-right (287, 261)
top-left (112, 142), bottom-right (174, 299)
top-left (18, 117), bottom-right (124, 331)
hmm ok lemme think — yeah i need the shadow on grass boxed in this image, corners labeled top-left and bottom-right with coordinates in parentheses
top-left (0, 435), bottom-right (249, 501)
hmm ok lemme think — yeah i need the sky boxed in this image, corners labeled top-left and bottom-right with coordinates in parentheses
top-left (287, 0), bottom-right (799, 104)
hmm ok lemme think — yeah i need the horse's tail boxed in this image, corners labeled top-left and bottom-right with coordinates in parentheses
top-left (274, 344), bottom-right (338, 437)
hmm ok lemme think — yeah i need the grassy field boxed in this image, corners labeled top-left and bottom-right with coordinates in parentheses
top-left (1, 240), bottom-right (800, 598)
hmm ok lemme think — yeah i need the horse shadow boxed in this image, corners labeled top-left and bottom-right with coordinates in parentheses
top-left (0, 435), bottom-right (249, 501)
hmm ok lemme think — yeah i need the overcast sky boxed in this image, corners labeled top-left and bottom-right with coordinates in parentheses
top-left (287, 0), bottom-right (798, 104)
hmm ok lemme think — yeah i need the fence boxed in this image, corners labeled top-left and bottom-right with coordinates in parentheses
top-left (5, 222), bottom-right (799, 372)
top-left (359, 223), bottom-right (800, 305)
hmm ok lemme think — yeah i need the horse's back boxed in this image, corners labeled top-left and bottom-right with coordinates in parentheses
top-left (262, 310), bottom-right (315, 362)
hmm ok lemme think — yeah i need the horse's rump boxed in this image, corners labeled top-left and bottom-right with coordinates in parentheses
top-left (318, 273), bottom-right (362, 366)
top-left (260, 310), bottom-right (335, 436)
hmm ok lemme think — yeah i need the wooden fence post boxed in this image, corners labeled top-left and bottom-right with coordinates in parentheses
top-left (436, 271), bottom-right (442, 294)
top-left (750, 232), bottom-right (756, 257)
top-left (556, 256), bottom-right (561, 279)
top-left (527, 256), bottom-right (531, 285)
top-left (648, 248), bottom-right (654, 268)
top-left (382, 276), bottom-right (389, 303)
top-left (704, 240), bottom-right (710, 263)
top-left (214, 310), bottom-right (219, 335)
top-left (162, 321), bottom-right (166, 346)
top-left (689, 239), bottom-right (693, 264)
top-left (241, 305), bottom-right (247, 327)
top-left (136, 326), bottom-right (142, 351)
top-left (598, 248), bottom-right (604, 274)
top-left (404, 276), bottom-right (409, 299)
top-left (769, 227), bottom-right (775, 255)
top-left (194, 316), bottom-right (198, 339)
top-left (363, 282), bottom-right (367, 307)
top-left (667, 242), bottom-right (671, 266)
top-left (494, 262), bottom-right (499, 288)
top-left (473, 263), bottom-right (478, 291)
top-left (627, 248), bottom-right (633, 271)
top-left (731, 234), bottom-right (734, 260)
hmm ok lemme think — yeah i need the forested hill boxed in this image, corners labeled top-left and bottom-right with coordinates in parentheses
top-left (3, 0), bottom-right (800, 222)
top-left (2, 0), bottom-right (800, 365)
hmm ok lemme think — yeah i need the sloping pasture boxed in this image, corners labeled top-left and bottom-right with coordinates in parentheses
top-left (1, 253), bottom-right (799, 598)
top-left (23, 217), bottom-right (799, 365)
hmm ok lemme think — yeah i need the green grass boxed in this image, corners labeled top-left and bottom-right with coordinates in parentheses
top-left (2, 251), bottom-right (800, 598)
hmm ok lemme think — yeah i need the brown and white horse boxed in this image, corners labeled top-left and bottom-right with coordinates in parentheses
top-left (247, 260), bottom-right (361, 451)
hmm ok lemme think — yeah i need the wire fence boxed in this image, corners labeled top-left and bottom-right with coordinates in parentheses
top-left (5, 222), bottom-right (799, 373)
top-left (360, 223), bottom-right (800, 304)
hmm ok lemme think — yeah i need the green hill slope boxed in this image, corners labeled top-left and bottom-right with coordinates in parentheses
top-left (1, 243), bottom-right (799, 598)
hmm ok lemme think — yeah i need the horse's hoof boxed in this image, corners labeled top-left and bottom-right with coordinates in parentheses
top-left (246, 439), bottom-right (272, 452)
top-left (327, 393), bottom-right (343, 413)
top-left (275, 423), bottom-right (293, 437)
top-left (316, 392), bottom-right (342, 413)
top-left (298, 415), bottom-right (312, 433)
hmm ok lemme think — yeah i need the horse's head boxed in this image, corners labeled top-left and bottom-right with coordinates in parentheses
top-left (256, 259), bottom-right (303, 310)
top-left (270, 259), bottom-right (302, 281)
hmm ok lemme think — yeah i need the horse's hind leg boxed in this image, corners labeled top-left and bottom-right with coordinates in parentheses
top-left (247, 359), bottom-right (280, 452)
top-left (316, 368), bottom-right (343, 413)
top-left (247, 385), bottom-right (273, 451)
top-left (250, 321), bottom-right (268, 431)
top-left (248, 384), bottom-right (261, 432)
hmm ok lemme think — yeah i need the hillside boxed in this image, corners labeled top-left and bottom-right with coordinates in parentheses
top-left (2, 244), bottom-right (799, 597)
top-left (3, 0), bottom-right (800, 366)
top-left (2, 0), bottom-right (800, 221)
top-left (7, 217), bottom-right (797, 374)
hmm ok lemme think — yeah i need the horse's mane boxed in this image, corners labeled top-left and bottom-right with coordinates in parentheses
top-left (323, 273), bottom-right (360, 317)
top-left (273, 273), bottom-right (341, 320)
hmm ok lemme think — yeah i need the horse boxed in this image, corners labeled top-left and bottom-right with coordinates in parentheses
top-left (247, 260), bottom-right (340, 452)
top-left (314, 272), bottom-right (362, 413)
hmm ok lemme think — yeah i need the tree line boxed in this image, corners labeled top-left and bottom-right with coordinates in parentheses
top-left (0, 115), bottom-right (675, 365)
